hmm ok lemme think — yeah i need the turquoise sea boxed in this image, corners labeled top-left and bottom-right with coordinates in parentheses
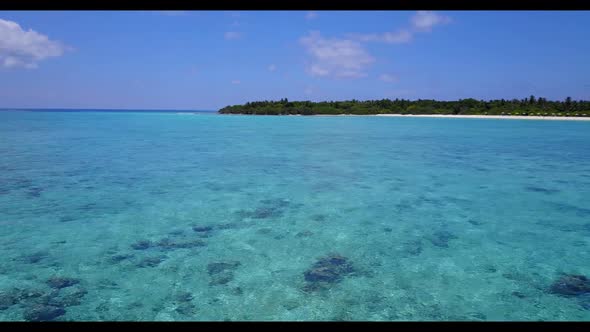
top-left (0, 110), bottom-right (589, 321)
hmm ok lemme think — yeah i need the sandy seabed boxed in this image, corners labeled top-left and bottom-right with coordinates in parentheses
top-left (1, 111), bottom-right (590, 321)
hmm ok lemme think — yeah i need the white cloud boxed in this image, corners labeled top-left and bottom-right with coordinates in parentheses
top-left (300, 31), bottom-right (375, 79)
top-left (298, 12), bottom-right (452, 80)
top-left (351, 29), bottom-right (413, 44)
top-left (224, 31), bottom-right (241, 40)
top-left (305, 11), bottom-right (318, 20)
top-left (379, 74), bottom-right (398, 83)
top-left (382, 30), bottom-right (413, 43)
top-left (349, 11), bottom-right (451, 45)
top-left (411, 11), bottom-right (452, 32)
top-left (0, 19), bottom-right (67, 69)
top-left (231, 80), bottom-right (241, 84)
top-left (268, 64), bottom-right (277, 72)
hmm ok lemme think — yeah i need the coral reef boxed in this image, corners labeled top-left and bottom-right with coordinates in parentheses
top-left (136, 256), bottom-right (166, 268)
top-left (192, 226), bottom-right (213, 233)
top-left (47, 277), bottom-right (80, 289)
top-left (23, 305), bottom-right (65, 321)
top-left (429, 230), bottom-right (458, 248)
top-left (156, 238), bottom-right (206, 250)
top-left (130, 240), bottom-right (153, 250)
top-left (207, 261), bottom-right (241, 286)
top-left (295, 230), bottom-right (313, 238)
top-left (549, 274), bottom-right (590, 296)
top-left (302, 254), bottom-right (355, 292)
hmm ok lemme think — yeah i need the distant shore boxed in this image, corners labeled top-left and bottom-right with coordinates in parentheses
top-left (218, 98), bottom-right (590, 118)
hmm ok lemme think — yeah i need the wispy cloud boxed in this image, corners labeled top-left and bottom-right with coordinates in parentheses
top-left (268, 64), bottom-right (277, 72)
top-left (350, 11), bottom-right (451, 45)
top-left (300, 31), bottom-right (375, 79)
top-left (350, 29), bottom-right (412, 44)
top-left (411, 11), bottom-right (452, 32)
top-left (305, 11), bottom-right (318, 20)
top-left (231, 80), bottom-right (241, 85)
top-left (225, 12), bottom-right (244, 40)
top-left (379, 74), bottom-right (398, 83)
top-left (224, 31), bottom-right (242, 40)
top-left (0, 19), bottom-right (67, 69)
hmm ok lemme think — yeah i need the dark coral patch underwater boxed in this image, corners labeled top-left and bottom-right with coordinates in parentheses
top-left (16, 251), bottom-right (49, 264)
top-left (550, 274), bottom-right (590, 297)
top-left (108, 253), bottom-right (134, 264)
top-left (47, 277), bottom-right (80, 289)
top-left (130, 237), bottom-right (206, 252)
top-left (549, 273), bottom-right (590, 310)
top-left (429, 230), bottom-right (458, 248)
top-left (156, 238), bottom-right (206, 250)
top-left (302, 253), bottom-right (355, 292)
top-left (192, 225), bottom-right (213, 232)
top-left (207, 261), bottom-right (241, 286)
top-left (23, 305), bottom-right (65, 321)
top-left (234, 198), bottom-right (296, 220)
top-left (136, 255), bottom-right (167, 268)
top-left (1, 283), bottom-right (87, 321)
top-left (130, 240), bottom-right (153, 250)
top-left (525, 186), bottom-right (560, 194)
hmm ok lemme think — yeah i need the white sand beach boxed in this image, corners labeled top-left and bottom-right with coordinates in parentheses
top-left (375, 114), bottom-right (590, 121)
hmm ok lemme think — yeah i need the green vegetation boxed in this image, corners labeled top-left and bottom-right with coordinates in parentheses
top-left (218, 96), bottom-right (590, 117)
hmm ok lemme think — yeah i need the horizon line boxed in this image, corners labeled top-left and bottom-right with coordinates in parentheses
top-left (0, 108), bottom-right (218, 112)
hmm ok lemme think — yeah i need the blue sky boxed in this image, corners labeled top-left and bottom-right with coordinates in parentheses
top-left (0, 10), bottom-right (589, 110)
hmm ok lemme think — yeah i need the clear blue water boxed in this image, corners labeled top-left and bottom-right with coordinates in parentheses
top-left (1, 110), bottom-right (589, 321)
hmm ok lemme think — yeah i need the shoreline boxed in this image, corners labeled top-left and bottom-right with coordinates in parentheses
top-left (374, 114), bottom-right (590, 121)
top-left (220, 113), bottom-right (590, 121)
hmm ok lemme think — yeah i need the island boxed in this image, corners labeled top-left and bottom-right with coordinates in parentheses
top-left (219, 97), bottom-right (590, 118)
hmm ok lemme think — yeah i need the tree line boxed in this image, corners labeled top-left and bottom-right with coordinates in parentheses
top-left (218, 96), bottom-right (590, 116)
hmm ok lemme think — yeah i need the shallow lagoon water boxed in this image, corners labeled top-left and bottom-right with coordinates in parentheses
top-left (0, 110), bottom-right (589, 321)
